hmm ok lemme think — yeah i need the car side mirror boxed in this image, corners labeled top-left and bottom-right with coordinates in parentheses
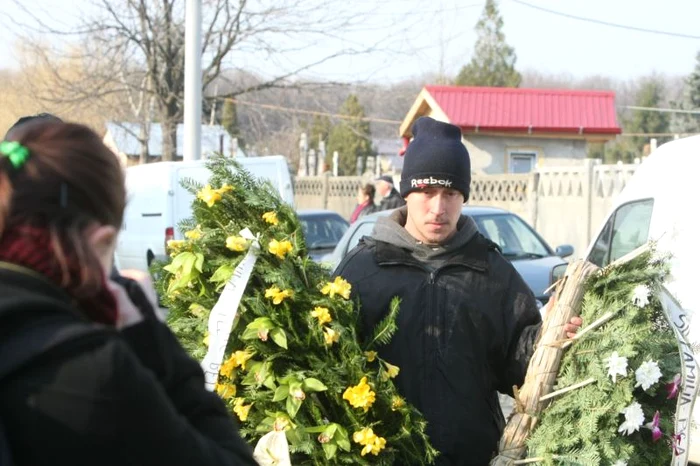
top-left (555, 244), bottom-right (574, 258)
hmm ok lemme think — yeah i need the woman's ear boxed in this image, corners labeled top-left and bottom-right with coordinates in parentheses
top-left (87, 225), bottom-right (118, 274)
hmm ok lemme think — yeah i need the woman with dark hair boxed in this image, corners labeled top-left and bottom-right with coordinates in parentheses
top-left (349, 183), bottom-right (375, 224)
top-left (0, 120), bottom-right (256, 465)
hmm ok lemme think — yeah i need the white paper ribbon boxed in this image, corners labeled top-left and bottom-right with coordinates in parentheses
top-left (660, 286), bottom-right (699, 466)
top-left (201, 228), bottom-right (260, 391)
top-left (253, 431), bottom-right (292, 466)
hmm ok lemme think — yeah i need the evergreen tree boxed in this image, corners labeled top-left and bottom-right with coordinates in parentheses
top-left (154, 157), bottom-right (437, 464)
top-left (301, 115), bottom-right (332, 150)
top-left (627, 76), bottom-right (671, 153)
top-left (222, 99), bottom-right (245, 149)
top-left (455, 0), bottom-right (521, 87)
top-left (672, 50), bottom-right (700, 134)
top-left (327, 95), bottom-right (374, 175)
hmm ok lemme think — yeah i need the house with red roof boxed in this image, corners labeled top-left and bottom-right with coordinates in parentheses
top-left (399, 86), bottom-right (621, 174)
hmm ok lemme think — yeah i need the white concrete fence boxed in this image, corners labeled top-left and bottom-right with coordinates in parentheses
top-left (294, 159), bottom-right (639, 259)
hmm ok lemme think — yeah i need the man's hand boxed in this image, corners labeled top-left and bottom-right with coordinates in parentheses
top-left (564, 316), bottom-right (583, 339)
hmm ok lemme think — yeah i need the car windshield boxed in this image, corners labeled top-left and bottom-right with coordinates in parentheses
top-left (473, 213), bottom-right (550, 259)
top-left (300, 214), bottom-right (349, 249)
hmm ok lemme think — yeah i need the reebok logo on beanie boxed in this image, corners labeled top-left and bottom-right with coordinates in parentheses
top-left (411, 177), bottom-right (453, 189)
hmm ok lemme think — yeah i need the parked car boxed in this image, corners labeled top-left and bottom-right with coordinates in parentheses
top-left (297, 209), bottom-right (350, 262)
top-left (322, 206), bottom-right (574, 306)
top-left (582, 135), bottom-right (699, 463)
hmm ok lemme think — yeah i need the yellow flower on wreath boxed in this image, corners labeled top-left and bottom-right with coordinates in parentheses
top-left (226, 235), bottom-right (248, 252)
top-left (233, 398), bottom-right (252, 422)
top-left (343, 376), bottom-right (376, 412)
top-left (167, 239), bottom-right (186, 252)
top-left (185, 225), bottom-right (203, 240)
top-left (197, 184), bottom-right (233, 207)
top-left (323, 327), bottom-right (339, 345)
top-left (382, 361), bottom-right (400, 380)
top-left (391, 395), bottom-right (405, 411)
top-left (321, 276), bottom-right (351, 300)
top-left (262, 211), bottom-right (279, 226)
top-left (215, 382), bottom-right (237, 400)
top-left (310, 306), bottom-right (332, 325)
top-left (268, 239), bottom-right (293, 260)
top-left (352, 427), bottom-right (387, 456)
top-left (220, 349), bottom-right (253, 378)
top-left (265, 285), bottom-right (293, 305)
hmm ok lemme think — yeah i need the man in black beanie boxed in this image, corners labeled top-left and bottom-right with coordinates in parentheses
top-left (335, 116), bottom-right (580, 465)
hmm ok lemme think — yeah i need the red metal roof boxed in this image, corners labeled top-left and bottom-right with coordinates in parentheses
top-left (425, 85), bottom-right (621, 135)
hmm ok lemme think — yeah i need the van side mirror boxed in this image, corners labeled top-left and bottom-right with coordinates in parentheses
top-left (555, 244), bottom-right (574, 258)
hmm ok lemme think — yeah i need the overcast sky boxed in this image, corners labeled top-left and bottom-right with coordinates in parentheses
top-left (2, 0), bottom-right (699, 84)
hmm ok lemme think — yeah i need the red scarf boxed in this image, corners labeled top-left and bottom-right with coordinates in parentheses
top-left (350, 201), bottom-right (371, 224)
top-left (0, 225), bottom-right (117, 325)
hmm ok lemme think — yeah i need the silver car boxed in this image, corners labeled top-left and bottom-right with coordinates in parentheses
top-left (322, 206), bottom-right (574, 307)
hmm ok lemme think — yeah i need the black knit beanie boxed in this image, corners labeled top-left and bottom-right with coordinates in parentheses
top-left (400, 116), bottom-right (471, 200)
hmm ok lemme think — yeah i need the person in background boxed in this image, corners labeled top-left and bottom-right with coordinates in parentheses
top-left (0, 119), bottom-right (256, 466)
top-left (373, 174), bottom-right (405, 212)
top-left (350, 183), bottom-right (376, 224)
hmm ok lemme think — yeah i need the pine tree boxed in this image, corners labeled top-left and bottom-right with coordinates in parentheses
top-left (222, 99), bottom-right (245, 149)
top-left (327, 95), bottom-right (374, 176)
top-left (455, 0), bottom-right (521, 88)
top-left (301, 115), bottom-right (332, 151)
top-left (672, 50), bottom-right (700, 134)
top-left (627, 76), bottom-right (671, 153)
top-left (154, 157), bottom-right (437, 465)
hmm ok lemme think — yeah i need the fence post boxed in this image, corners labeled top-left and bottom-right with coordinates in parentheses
top-left (321, 172), bottom-right (330, 209)
top-left (582, 159), bottom-right (597, 248)
top-left (527, 171), bottom-right (540, 229)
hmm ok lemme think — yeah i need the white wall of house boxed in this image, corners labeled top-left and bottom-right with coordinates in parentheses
top-left (463, 134), bottom-right (588, 174)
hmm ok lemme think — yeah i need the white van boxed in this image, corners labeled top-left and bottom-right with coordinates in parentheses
top-left (584, 135), bottom-right (699, 462)
top-left (116, 156), bottom-right (293, 272)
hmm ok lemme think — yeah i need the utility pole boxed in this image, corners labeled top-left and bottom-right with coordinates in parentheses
top-left (184, 0), bottom-right (202, 161)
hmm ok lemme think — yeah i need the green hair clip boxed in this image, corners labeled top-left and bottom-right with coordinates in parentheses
top-left (0, 140), bottom-right (30, 169)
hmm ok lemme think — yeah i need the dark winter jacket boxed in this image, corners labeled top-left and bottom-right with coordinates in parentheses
top-left (0, 262), bottom-right (257, 466)
top-left (335, 210), bottom-right (542, 465)
top-left (375, 188), bottom-right (405, 212)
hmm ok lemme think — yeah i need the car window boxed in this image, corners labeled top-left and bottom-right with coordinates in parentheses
top-left (474, 214), bottom-right (549, 259)
top-left (346, 220), bottom-right (376, 254)
top-left (300, 215), bottom-right (349, 249)
top-left (588, 199), bottom-right (654, 267)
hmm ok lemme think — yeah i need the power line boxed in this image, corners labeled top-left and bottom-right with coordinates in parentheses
top-left (224, 98), bottom-right (700, 135)
top-left (622, 105), bottom-right (700, 115)
top-left (225, 98), bottom-right (403, 125)
top-left (512, 0), bottom-right (700, 40)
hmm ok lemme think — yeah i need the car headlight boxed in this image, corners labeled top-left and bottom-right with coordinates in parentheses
top-left (551, 263), bottom-right (567, 286)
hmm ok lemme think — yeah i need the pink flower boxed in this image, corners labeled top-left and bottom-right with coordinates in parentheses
top-left (672, 432), bottom-right (684, 455)
top-left (645, 411), bottom-right (663, 442)
top-left (666, 373), bottom-right (682, 399)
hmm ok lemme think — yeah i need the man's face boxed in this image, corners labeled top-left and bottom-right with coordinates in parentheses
top-left (376, 180), bottom-right (391, 197)
top-left (404, 187), bottom-right (463, 245)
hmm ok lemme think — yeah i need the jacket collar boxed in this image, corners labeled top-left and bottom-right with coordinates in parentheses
top-left (371, 235), bottom-right (490, 273)
top-left (0, 261), bottom-right (74, 306)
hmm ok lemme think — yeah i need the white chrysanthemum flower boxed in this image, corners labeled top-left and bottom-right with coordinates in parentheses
top-left (632, 284), bottom-right (651, 307)
top-left (635, 359), bottom-right (662, 391)
top-left (618, 401), bottom-right (645, 435)
top-left (606, 351), bottom-right (628, 383)
top-left (612, 461), bottom-right (628, 466)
